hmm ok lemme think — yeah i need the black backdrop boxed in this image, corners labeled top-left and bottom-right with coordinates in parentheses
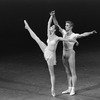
top-left (0, 0), bottom-right (100, 55)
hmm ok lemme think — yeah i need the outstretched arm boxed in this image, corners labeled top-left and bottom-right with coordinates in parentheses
top-left (53, 13), bottom-right (63, 34)
top-left (57, 37), bottom-right (79, 45)
top-left (77, 30), bottom-right (97, 38)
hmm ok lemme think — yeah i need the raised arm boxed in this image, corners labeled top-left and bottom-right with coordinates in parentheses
top-left (53, 13), bottom-right (63, 34)
top-left (47, 11), bottom-right (54, 37)
top-left (77, 30), bottom-right (97, 38)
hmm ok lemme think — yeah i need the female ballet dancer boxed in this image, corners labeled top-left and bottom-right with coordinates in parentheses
top-left (53, 12), bottom-right (97, 95)
top-left (24, 11), bottom-right (78, 97)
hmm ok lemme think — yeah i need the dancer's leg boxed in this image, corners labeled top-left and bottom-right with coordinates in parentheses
top-left (69, 51), bottom-right (77, 95)
top-left (62, 55), bottom-right (72, 94)
top-left (24, 20), bottom-right (46, 53)
top-left (48, 65), bottom-right (55, 97)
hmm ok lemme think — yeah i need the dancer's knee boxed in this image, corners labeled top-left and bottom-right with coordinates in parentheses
top-left (65, 69), bottom-right (71, 75)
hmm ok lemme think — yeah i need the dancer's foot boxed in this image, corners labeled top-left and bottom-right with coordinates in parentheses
top-left (51, 89), bottom-right (55, 97)
top-left (62, 87), bottom-right (71, 94)
top-left (69, 87), bottom-right (75, 96)
top-left (62, 89), bottom-right (70, 94)
top-left (70, 90), bottom-right (75, 96)
top-left (24, 20), bottom-right (29, 30)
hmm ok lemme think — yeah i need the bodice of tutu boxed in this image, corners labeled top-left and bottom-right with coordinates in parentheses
top-left (46, 39), bottom-right (58, 52)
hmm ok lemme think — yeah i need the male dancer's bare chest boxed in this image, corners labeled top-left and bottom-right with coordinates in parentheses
top-left (63, 33), bottom-right (75, 50)
top-left (63, 33), bottom-right (74, 40)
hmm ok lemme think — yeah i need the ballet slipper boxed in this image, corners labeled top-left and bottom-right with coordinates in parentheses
top-left (62, 87), bottom-right (71, 94)
top-left (24, 20), bottom-right (29, 30)
top-left (69, 91), bottom-right (75, 96)
top-left (69, 87), bottom-right (75, 96)
top-left (51, 89), bottom-right (56, 97)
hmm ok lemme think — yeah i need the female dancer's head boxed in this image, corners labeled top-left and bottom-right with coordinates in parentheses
top-left (50, 25), bottom-right (56, 35)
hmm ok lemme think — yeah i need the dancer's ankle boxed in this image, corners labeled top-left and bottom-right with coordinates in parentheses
top-left (68, 87), bottom-right (72, 91)
top-left (70, 87), bottom-right (75, 96)
top-left (51, 89), bottom-right (55, 97)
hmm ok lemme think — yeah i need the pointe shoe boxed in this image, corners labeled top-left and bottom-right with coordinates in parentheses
top-left (51, 92), bottom-right (55, 97)
top-left (24, 20), bottom-right (29, 29)
top-left (51, 90), bottom-right (56, 97)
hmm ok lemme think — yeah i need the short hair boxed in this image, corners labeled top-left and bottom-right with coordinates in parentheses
top-left (65, 21), bottom-right (74, 28)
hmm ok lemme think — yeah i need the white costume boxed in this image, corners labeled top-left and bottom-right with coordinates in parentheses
top-left (44, 39), bottom-right (57, 66)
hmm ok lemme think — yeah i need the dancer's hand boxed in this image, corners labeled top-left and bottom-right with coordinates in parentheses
top-left (90, 30), bottom-right (97, 34)
top-left (76, 41), bottom-right (79, 46)
top-left (24, 20), bottom-right (29, 30)
top-left (92, 30), bottom-right (97, 34)
top-left (75, 40), bottom-right (79, 46)
top-left (50, 11), bottom-right (55, 16)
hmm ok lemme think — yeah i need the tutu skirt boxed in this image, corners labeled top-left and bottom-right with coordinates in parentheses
top-left (44, 48), bottom-right (56, 66)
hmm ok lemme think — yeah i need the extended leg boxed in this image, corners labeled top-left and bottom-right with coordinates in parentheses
top-left (24, 20), bottom-right (46, 53)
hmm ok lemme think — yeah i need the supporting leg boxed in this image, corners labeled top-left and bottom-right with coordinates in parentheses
top-left (62, 56), bottom-right (72, 94)
top-left (69, 51), bottom-right (77, 96)
top-left (48, 65), bottom-right (55, 97)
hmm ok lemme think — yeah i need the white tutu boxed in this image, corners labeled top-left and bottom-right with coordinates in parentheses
top-left (44, 48), bottom-right (56, 66)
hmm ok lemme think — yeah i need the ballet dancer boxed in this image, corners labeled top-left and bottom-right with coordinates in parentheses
top-left (53, 12), bottom-right (97, 95)
top-left (24, 11), bottom-right (78, 97)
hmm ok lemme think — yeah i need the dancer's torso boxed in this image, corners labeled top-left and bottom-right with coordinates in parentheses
top-left (44, 37), bottom-right (58, 62)
top-left (62, 30), bottom-right (78, 57)
top-left (62, 30), bottom-right (78, 51)
top-left (46, 37), bottom-right (58, 52)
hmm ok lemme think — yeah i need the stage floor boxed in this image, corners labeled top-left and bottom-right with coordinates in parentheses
top-left (0, 51), bottom-right (100, 100)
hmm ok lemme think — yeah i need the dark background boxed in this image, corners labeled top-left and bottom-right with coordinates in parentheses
top-left (0, 0), bottom-right (100, 55)
top-left (0, 1), bottom-right (100, 99)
